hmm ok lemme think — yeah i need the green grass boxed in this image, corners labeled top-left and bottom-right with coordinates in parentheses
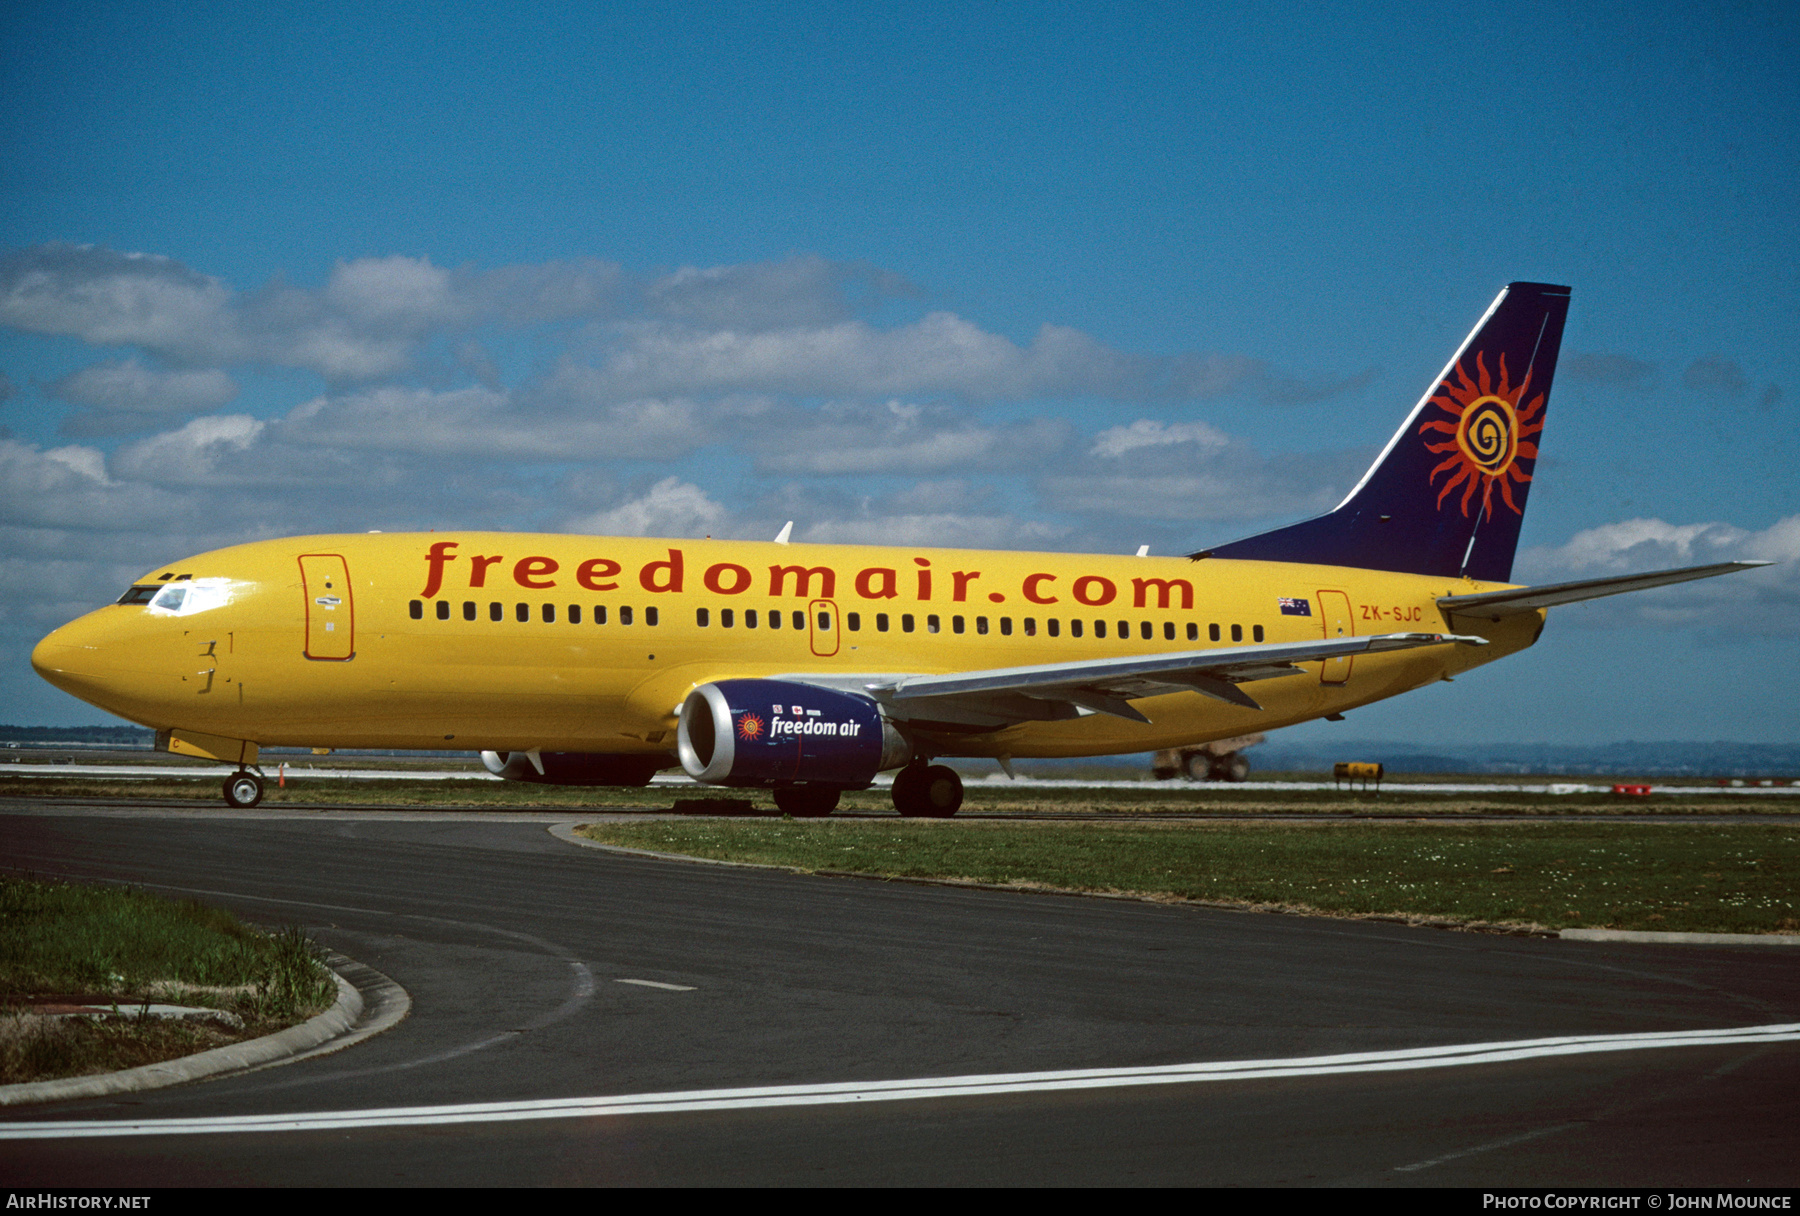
top-left (0, 876), bottom-right (338, 1084)
top-left (576, 819), bottom-right (1800, 936)
top-left (2, 772), bottom-right (1791, 815)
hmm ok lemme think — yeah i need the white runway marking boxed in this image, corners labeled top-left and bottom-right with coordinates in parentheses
top-left (615, 979), bottom-right (697, 991)
top-left (4, 1022), bottom-right (1797, 1140)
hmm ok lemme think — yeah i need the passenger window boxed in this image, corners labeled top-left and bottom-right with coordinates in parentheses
top-left (847, 613), bottom-right (860, 631)
top-left (436, 600), bottom-right (450, 621)
top-left (409, 600), bottom-right (423, 620)
top-left (746, 609), bottom-right (758, 628)
top-left (817, 612), bottom-right (830, 631)
top-left (697, 607), bottom-right (710, 627)
top-left (1142, 622), bottom-right (1153, 640)
top-left (1117, 620), bottom-right (1128, 638)
top-left (464, 601), bottom-right (477, 621)
top-left (621, 605), bottom-right (634, 625)
top-left (952, 616), bottom-right (965, 634)
top-left (1070, 619), bottom-right (1082, 638)
top-left (516, 603), bottom-right (529, 623)
top-left (1094, 620), bottom-right (1106, 639)
top-left (1253, 624), bottom-right (1264, 642)
top-left (1231, 624), bottom-right (1243, 642)
top-left (595, 605), bottom-right (608, 625)
top-left (722, 608), bottom-right (734, 628)
top-left (1186, 622), bottom-right (1198, 641)
top-left (540, 604), bottom-right (554, 623)
top-left (1022, 618), bottom-right (1034, 636)
top-left (999, 618), bottom-right (1011, 636)
top-left (646, 606), bottom-right (658, 626)
top-left (901, 613), bottom-right (914, 633)
top-left (769, 609), bottom-right (781, 630)
top-left (490, 602), bottom-right (502, 622)
top-left (976, 617), bottom-right (988, 635)
top-left (1163, 622), bottom-right (1175, 640)
top-left (1047, 619), bottom-right (1059, 637)
top-left (1209, 623), bottom-right (1221, 642)
top-left (569, 605), bottom-right (581, 624)
top-left (876, 613), bottom-right (889, 632)
top-left (927, 614), bottom-right (940, 634)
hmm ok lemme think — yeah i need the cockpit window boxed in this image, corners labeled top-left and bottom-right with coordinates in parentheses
top-left (117, 585), bottom-right (159, 605)
top-left (143, 577), bottom-right (235, 617)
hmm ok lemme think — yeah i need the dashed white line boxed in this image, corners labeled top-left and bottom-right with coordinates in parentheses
top-left (615, 979), bottom-right (697, 991)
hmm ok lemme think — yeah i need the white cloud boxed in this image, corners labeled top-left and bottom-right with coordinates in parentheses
top-left (279, 384), bottom-right (716, 461)
top-left (752, 400), bottom-right (1069, 475)
top-left (1515, 515), bottom-right (1798, 634)
top-left (1091, 418), bottom-right (1230, 458)
top-left (48, 358), bottom-right (239, 414)
top-left (565, 478), bottom-right (727, 538)
top-left (111, 415), bottom-right (268, 484)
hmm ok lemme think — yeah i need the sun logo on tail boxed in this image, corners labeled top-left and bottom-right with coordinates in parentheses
top-left (1419, 351), bottom-right (1545, 518)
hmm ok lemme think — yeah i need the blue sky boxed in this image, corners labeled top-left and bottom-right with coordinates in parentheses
top-left (2, 0), bottom-right (1795, 743)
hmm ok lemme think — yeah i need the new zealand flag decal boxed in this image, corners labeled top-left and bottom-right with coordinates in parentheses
top-left (1278, 597), bottom-right (1312, 617)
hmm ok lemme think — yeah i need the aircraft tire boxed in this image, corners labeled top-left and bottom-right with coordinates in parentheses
top-left (774, 786), bottom-right (839, 817)
top-left (1221, 754), bottom-right (1251, 782)
top-left (223, 771), bottom-right (264, 808)
top-left (1184, 752), bottom-right (1212, 782)
top-left (893, 764), bottom-right (963, 817)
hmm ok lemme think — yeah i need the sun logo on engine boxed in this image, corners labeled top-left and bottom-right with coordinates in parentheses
top-left (736, 713), bottom-right (766, 742)
top-left (1418, 351), bottom-right (1546, 518)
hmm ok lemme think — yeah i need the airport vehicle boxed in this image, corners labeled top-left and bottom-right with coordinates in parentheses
top-left (31, 283), bottom-right (1767, 815)
top-left (1151, 734), bottom-right (1264, 782)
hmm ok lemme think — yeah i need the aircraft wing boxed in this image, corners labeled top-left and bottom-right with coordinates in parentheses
top-left (1437, 560), bottom-right (1771, 619)
top-left (793, 631), bottom-right (1486, 727)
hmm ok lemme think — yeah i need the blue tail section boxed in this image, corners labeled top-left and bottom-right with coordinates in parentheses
top-left (1198, 282), bottom-right (1571, 582)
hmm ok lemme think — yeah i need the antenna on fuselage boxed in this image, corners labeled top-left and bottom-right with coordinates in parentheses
top-left (773, 521), bottom-right (794, 544)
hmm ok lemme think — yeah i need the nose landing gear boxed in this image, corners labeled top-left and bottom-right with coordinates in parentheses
top-left (892, 762), bottom-right (963, 818)
top-left (222, 769), bottom-right (264, 808)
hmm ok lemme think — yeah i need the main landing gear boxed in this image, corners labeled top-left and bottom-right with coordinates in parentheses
top-left (222, 769), bottom-right (264, 808)
top-left (892, 762), bottom-right (962, 818)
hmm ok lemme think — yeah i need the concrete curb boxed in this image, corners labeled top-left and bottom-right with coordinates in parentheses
top-left (552, 823), bottom-right (1800, 947)
top-left (1560, 928), bottom-right (1800, 946)
top-left (0, 951), bottom-right (408, 1107)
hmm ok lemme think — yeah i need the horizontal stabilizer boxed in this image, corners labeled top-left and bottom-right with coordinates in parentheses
top-left (1438, 561), bottom-right (1772, 618)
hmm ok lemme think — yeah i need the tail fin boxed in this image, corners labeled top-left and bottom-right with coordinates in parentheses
top-left (1199, 282), bottom-right (1571, 581)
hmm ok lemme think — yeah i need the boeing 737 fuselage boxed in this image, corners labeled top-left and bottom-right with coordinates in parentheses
top-left (30, 283), bottom-right (1766, 815)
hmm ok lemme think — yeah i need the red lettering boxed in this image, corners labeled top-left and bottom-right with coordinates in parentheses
top-left (1073, 575), bottom-right (1116, 607)
top-left (469, 555), bottom-right (503, 587)
top-left (514, 556), bottom-right (559, 589)
top-left (704, 562), bottom-right (752, 595)
top-left (1023, 573), bottom-right (1059, 604)
top-left (420, 541), bottom-right (459, 598)
top-left (640, 548), bottom-right (684, 594)
top-left (914, 557), bottom-right (931, 601)
top-left (951, 571), bottom-right (981, 602)
top-left (576, 558), bottom-right (621, 591)
top-left (769, 564), bottom-right (836, 598)
top-left (1131, 577), bottom-right (1193, 610)
top-left (855, 567), bottom-right (898, 599)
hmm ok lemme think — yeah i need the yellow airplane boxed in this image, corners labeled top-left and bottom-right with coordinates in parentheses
top-left (30, 283), bottom-right (1765, 815)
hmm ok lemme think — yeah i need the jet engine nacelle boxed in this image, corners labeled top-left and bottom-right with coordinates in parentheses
top-left (480, 750), bottom-right (670, 786)
top-left (677, 678), bottom-right (911, 789)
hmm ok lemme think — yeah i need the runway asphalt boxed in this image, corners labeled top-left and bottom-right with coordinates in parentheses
top-left (1, 801), bottom-right (1796, 1186)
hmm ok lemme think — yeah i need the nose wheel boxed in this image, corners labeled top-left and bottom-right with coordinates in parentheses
top-left (222, 770), bottom-right (264, 808)
top-left (892, 763), bottom-right (962, 818)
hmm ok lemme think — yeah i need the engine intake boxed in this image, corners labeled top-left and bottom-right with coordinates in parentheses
top-left (677, 679), bottom-right (910, 788)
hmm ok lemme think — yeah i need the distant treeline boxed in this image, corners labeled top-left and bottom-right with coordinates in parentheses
top-left (1, 724), bottom-right (154, 745)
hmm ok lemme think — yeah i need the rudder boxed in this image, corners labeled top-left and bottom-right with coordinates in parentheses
top-left (1200, 282), bottom-right (1571, 581)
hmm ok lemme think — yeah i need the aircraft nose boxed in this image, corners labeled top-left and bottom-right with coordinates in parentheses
top-left (33, 614), bottom-right (109, 700)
